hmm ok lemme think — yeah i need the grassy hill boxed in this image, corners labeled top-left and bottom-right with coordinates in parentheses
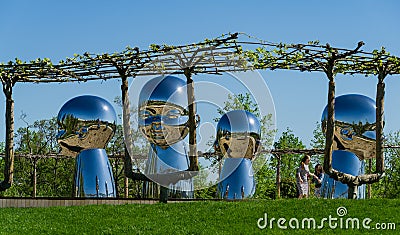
top-left (0, 199), bottom-right (398, 234)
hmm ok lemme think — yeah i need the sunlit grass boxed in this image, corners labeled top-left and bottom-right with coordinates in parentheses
top-left (0, 199), bottom-right (398, 234)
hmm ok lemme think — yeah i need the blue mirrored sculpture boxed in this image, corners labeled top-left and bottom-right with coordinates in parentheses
top-left (320, 94), bottom-right (376, 199)
top-left (75, 148), bottom-right (116, 197)
top-left (219, 158), bottom-right (255, 199)
top-left (321, 94), bottom-right (377, 160)
top-left (215, 110), bottom-right (261, 199)
top-left (320, 150), bottom-right (365, 199)
top-left (138, 75), bottom-right (190, 148)
top-left (57, 95), bottom-right (117, 157)
top-left (144, 142), bottom-right (193, 198)
top-left (138, 75), bottom-right (194, 196)
top-left (215, 110), bottom-right (261, 159)
top-left (57, 95), bottom-right (117, 197)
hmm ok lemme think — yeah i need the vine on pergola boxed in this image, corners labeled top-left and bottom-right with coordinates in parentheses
top-left (0, 33), bottom-right (248, 189)
top-left (1, 33), bottom-right (400, 199)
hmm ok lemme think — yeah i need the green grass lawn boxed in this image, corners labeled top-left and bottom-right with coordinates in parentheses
top-left (0, 199), bottom-right (398, 234)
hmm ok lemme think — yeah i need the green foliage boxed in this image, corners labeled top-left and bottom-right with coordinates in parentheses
top-left (243, 38), bottom-right (400, 76)
top-left (110, 97), bottom-right (150, 198)
top-left (310, 121), bottom-right (325, 165)
top-left (270, 128), bottom-right (306, 198)
top-left (273, 128), bottom-right (306, 179)
top-left (0, 142), bottom-right (4, 153)
top-left (15, 116), bottom-right (59, 154)
top-left (112, 96), bottom-right (149, 162)
top-left (280, 178), bottom-right (298, 198)
top-left (215, 93), bottom-right (258, 119)
top-left (194, 163), bottom-right (217, 199)
top-left (194, 185), bottom-right (217, 199)
top-left (253, 163), bottom-right (276, 199)
top-left (372, 131), bottom-right (400, 199)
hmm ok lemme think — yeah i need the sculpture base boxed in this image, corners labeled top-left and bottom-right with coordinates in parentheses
top-left (321, 150), bottom-right (365, 199)
top-left (75, 148), bottom-right (116, 198)
top-left (143, 143), bottom-right (194, 199)
top-left (219, 158), bottom-right (255, 199)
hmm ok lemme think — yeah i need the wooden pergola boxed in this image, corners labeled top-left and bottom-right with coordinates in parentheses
top-left (1, 32), bottom-right (400, 199)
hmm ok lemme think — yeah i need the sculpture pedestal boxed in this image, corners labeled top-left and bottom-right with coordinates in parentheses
top-left (143, 143), bottom-right (194, 199)
top-left (75, 148), bottom-right (116, 198)
top-left (321, 150), bottom-right (365, 199)
top-left (219, 158), bottom-right (255, 199)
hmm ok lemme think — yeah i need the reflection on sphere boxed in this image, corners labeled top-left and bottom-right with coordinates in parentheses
top-left (57, 95), bottom-right (117, 157)
top-left (321, 94), bottom-right (377, 160)
top-left (138, 75), bottom-right (190, 147)
top-left (215, 110), bottom-right (261, 159)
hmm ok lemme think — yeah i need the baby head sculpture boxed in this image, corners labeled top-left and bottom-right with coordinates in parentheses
top-left (215, 110), bottom-right (261, 159)
top-left (57, 95), bottom-right (117, 157)
top-left (138, 75), bottom-right (197, 147)
top-left (321, 94), bottom-right (377, 160)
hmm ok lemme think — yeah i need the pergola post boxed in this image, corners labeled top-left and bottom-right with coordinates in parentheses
top-left (376, 69), bottom-right (386, 174)
top-left (323, 73), bottom-right (336, 176)
top-left (124, 176), bottom-right (129, 198)
top-left (275, 154), bottom-right (281, 199)
top-left (367, 159), bottom-right (372, 199)
top-left (121, 75), bottom-right (135, 179)
top-left (184, 67), bottom-right (199, 172)
top-left (32, 157), bottom-right (37, 198)
top-left (0, 77), bottom-right (15, 191)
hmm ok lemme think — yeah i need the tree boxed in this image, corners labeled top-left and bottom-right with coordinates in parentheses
top-left (372, 130), bottom-right (400, 198)
top-left (1, 116), bottom-right (75, 197)
top-left (193, 163), bottom-right (218, 199)
top-left (112, 96), bottom-right (150, 198)
top-left (271, 128), bottom-right (305, 198)
top-left (310, 121), bottom-right (325, 165)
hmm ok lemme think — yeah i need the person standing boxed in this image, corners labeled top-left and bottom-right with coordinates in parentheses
top-left (312, 164), bottom-right (324, 197)
top-left (296, 155), bottom-right (314, 199)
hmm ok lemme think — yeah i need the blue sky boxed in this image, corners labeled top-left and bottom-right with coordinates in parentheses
top-left (1, 0), bottom-right (400, 148)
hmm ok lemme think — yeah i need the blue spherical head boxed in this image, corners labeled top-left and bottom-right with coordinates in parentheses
top-left (215, 110), bottom-right (261, 159)
top-left (57, 95), bottom-right (117, 157)
top-left (138, 75), bottom-right (191, 147)
top-left (321, 94), bottom-right (378, 159)
top-left (139, 75), bottom-right (188, 109)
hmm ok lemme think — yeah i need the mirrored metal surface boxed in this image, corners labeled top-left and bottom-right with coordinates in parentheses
top-left (219, 158), bottom-right (255, 199)
top-left (75, 148), bottom-right (116, 197)
top-left (144, 142), bottom-right (193, 197)
top-left (138, 75), bottom-right (191, 147)
top-left (57, 95), bottom-right (117, 157)
top-left (321, 94), bottom-right (377, 160)
top-left (320, 150), bottom-right (365, 199)
top-left (215, 110), bottom-right (261, 159)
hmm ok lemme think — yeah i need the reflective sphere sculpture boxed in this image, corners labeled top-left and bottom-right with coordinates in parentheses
top-left (320, 150), bottom-right (365, 199)
top-left (321, 94), bottom-right (377, 160)
top-left (138, 75), bottom-right (191, 147)
top-left (57, 95), bottom-right (117, 157)
top-left (215, 110), bottom-right (261, 159)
